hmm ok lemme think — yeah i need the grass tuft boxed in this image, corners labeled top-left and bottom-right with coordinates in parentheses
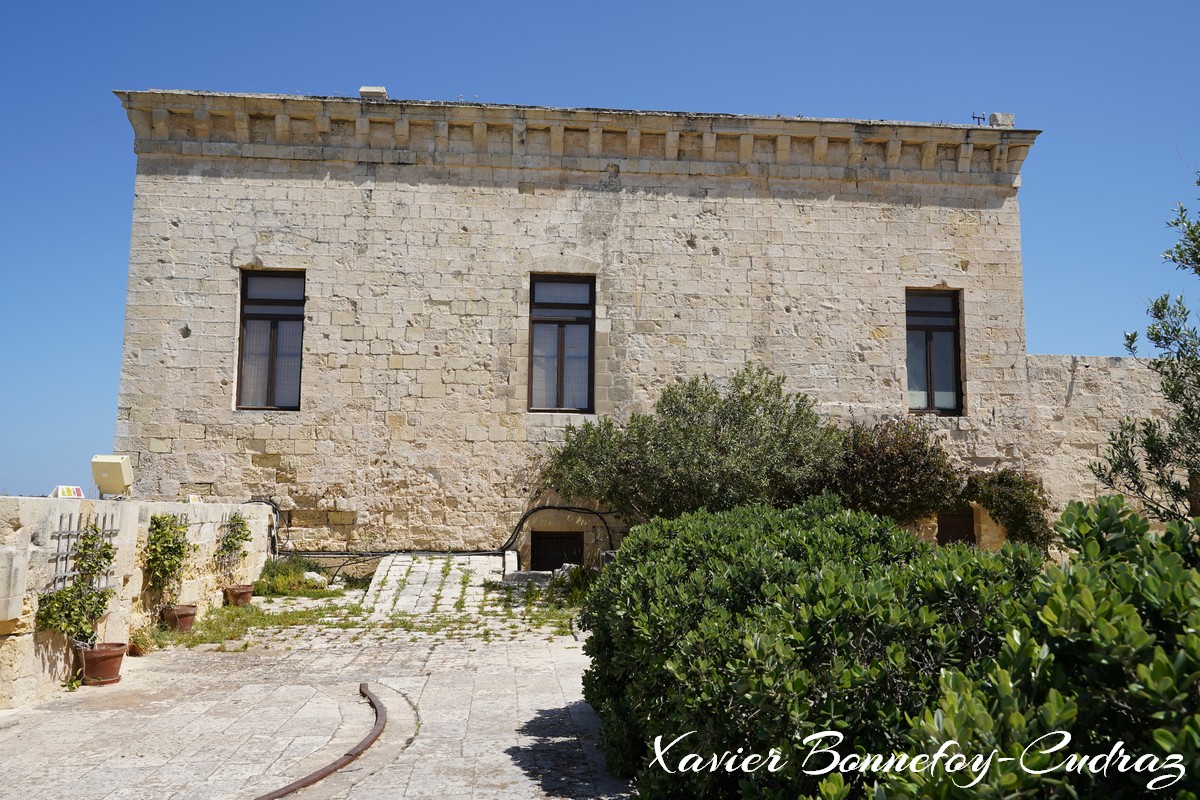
top-left (155, 601), bottom-right (364, 648)
top-left (254, 556), bottom-right (346, 598)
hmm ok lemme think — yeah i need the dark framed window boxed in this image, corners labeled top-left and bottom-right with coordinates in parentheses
top-left (906, 290), bottom-right (962, 415)
top-left (237, 271), bottom-right (305, 410)
top-left (528, 275), bottom-right (595, 412)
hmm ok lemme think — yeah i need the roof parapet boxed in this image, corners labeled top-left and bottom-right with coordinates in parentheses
top-left (114, 90), bottom-right (1039, 188)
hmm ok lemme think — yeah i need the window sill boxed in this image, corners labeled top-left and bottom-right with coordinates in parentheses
top-left (908, 408), bottom-right (963, 418)
top-left (525, 410), bottom-right (598, 428)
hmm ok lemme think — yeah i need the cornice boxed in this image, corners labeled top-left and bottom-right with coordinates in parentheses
top-left (115, 90), bottom-right (1040, 189)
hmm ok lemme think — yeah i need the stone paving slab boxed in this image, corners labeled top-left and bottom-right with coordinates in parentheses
top-left (365, 554), bottom-right (505, 621)
top-left (0, 555), bottom-right (630, 800)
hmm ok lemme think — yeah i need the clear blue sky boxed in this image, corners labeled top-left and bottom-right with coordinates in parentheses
top-left (1, 1), bottom-right (1197, 496)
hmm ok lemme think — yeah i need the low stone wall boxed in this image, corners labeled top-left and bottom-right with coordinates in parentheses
top-left (0, 496), bottom-right (272, 709)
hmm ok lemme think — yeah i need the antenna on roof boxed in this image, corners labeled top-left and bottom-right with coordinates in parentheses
top-left (970, 112), bottom-right (986, 126)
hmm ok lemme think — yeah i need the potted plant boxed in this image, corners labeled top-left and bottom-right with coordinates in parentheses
top-left (35, 523), bottom-right (125, 685)
top-left (144, 513), bottom-right (198, 632)
top-left (216, 511), bottom-right (254, 606)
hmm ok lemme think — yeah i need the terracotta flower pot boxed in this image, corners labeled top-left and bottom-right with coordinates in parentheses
top-left (224, 585), bottom-right (254, 606)
top-left (162, 604), bottom-right (198, 632)
top-left (78, 642), bottom-right (126, 686)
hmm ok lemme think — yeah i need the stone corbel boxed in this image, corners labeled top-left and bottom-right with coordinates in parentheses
top-left (957, 143), bottom-right (974, 173)
top-left (275, 114), bottom-right (291, 145)
top-left (665, 131), bottom-right (679, 161)
top-left (152, 108), bottom-right (169, 140)
top-left (812, 136), bottom-right (828, 165)
top-left (885, 138), bottom-right (901, 168)
top-left (512, 121), bottom-right (526, 156)
top-left (775, 135), bottom-right (790, 166)
top-left (920, 141), bottom-right (937, 170)
top-left (848, 135), bottom-right (863, 166)
top-left (1007, 145), bottom-right (1030, 174)
top-left (626, 129), bottom-right (640, 158)
top-left (738, 134), bottom-right (754, 164)
top-left (193, 109), bottom-right (211, 141)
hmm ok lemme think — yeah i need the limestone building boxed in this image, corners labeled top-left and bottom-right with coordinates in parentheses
top-left (112, 88), bottom-right (1163, 566)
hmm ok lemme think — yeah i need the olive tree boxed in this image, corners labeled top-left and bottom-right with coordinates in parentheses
top-left (1094, 173), bottom-right (1200, 520)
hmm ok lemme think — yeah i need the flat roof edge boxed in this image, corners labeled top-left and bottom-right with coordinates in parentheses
top-left (113, 89), bottom-right (1042, 135)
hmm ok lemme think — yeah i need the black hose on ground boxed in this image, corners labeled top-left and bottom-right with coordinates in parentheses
top-left (253, 682), bottom-right (387, 800)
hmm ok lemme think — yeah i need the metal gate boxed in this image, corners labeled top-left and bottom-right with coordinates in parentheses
top-left (530, 531), bottom-right (584, 571)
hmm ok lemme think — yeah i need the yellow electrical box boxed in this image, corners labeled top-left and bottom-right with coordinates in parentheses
top-left (91, 455), bottom-right (133, 497)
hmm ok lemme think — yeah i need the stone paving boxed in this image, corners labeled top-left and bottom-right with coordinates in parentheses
top-left (363, 554), bottom-right (505, 622)
top-left (0, 555), bottom-right (630, 800)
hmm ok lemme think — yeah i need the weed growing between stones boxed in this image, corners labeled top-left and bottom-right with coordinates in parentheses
top-left (254, 556), bottom-right (345, 599)
top-left (385, 611), bottom-right (491, 638)
top-left (154, 600), bottom-right (367, 648)
top-left (429, 556), bottom-right (453, 613)
top-left (382, 558), bottom-right (416, 616)
top-left (453, 569), bottom-right (473, 611)
top-left (481, 568), bottom-right (597, 637)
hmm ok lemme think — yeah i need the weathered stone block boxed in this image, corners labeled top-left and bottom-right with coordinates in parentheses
top-left (0, 594), bottom-right (33, 636)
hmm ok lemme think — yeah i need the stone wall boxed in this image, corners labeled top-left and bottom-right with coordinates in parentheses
top-left (0, 496), bottom-right (271, 708)
top-left (114, 90), bottom-right (1046, 554)
top-left (1024, 355), bottom-right (1171, 512)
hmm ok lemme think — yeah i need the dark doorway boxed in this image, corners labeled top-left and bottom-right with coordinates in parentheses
top-left (937, 505), bottom-right (976, 546)
top-left (531, 531), bottom-right (584, 571)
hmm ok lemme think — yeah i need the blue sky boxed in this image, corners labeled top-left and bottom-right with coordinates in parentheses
top-left (1, 1), bottom-right (1197, 496)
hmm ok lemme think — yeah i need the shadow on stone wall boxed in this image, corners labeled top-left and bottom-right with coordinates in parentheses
top-left (34, 630), bottom-right (73, 686)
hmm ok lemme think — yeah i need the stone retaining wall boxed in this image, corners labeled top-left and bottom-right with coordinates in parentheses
top-left (0, 496), bottom-right (271, 708)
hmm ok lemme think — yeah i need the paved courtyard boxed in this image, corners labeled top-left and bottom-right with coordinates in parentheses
top-left (0, 555), bottom-right (630, 800)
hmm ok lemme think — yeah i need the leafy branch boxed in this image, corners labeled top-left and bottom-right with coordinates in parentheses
top-left (35, 522), bottom-right (116, 646)
top-left (1094, 173), bottom-right (1200, 520)
top-left (214, 511), bottom-right (252, 584)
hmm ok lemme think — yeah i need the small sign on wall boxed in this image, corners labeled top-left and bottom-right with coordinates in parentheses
top-left (49, 486), bottom-right (84, 498)
top-left (186, 495), bottom-right (203, 504)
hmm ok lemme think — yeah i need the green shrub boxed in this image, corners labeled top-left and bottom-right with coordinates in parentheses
top-left (834, 417), bottom-right (964, 524)
top-left (580, 497), bottom-right (1042, 797)
top-left (541, 364), bottom-right (842, 523)
top-left (36, 523), bottom-right (116, 645)
top-left (36, 583), bottom-right (113, 644)
top-left (886, 496), bottom-right (1200, 798)
top-left (540, 367), bottom-right (1054, 548)
top-left (144, 513), bottom-right (195, 608)
top-left (214, 511), bottom-right (253, 583)
top-left (964, 466), bottom-right (1054, 552)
